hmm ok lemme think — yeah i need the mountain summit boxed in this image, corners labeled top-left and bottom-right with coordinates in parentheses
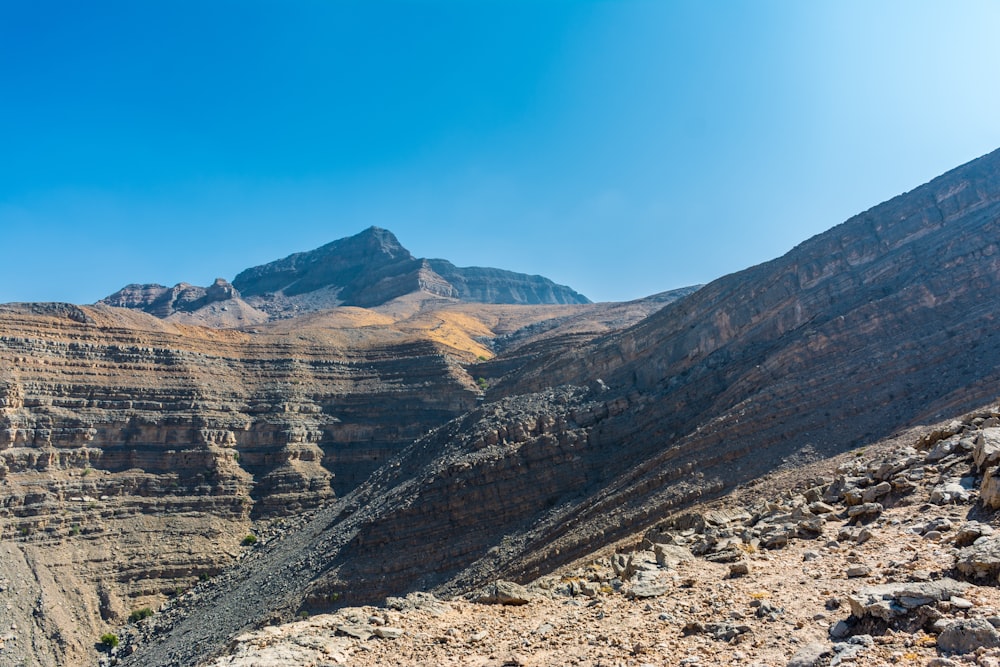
top-left (101, 227), bottom-right (589, 322)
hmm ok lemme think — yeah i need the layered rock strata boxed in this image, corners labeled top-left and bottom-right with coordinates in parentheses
top-left (0, 304), bottom-right (479, 665)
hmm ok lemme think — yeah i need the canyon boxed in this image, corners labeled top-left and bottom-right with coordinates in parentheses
top-left (3, 147), bottom-right (1000, 666)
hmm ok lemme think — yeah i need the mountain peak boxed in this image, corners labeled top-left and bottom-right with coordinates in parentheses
top-left (102, 228), bottom-right (590, 323)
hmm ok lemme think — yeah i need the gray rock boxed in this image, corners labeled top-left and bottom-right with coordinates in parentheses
top-left (950, 596), bottom-right (973, 610)
top-left (729, 562), bottom-right (750, 577)
top-left (929, 482), bottom-right (970, 504)
top-left (937, 617), bottom-right (1000, 654)
top-left (954, 521), bottom-right (993, 547)
top-left (374, 626), bottom-right (404, 639)
top-left (477, 580), bottom-right (531, 606)
top-left (981, 466), bottom-right (1000, 509)
top-left (956, 536), bottom-right (1000, 581)
top-left (846, 565), bottom-right (871, 578)
top-left (974, 428), bottom-right (1000, 469)
top-left (861, 481), bottom-right (892, 503)
top-left (653, 543), bottom-right (693, 569)
top-left (847, 578), bottom-right (970, 620)
top-left (829, 620), bottom-right (852, 639)
top-left (627, 570), bottom-right (671, 599)
top-left (846, 503), bottom-right (882, 522)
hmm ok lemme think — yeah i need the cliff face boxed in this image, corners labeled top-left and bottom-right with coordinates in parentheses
top-left (0, 304), bottom-right (482, 664)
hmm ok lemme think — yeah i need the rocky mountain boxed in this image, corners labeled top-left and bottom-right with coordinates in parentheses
top-left (106, 146), bottom-right (1000, 664)
top-left (4, 147), bottom-right (1000, 667)
top-left (0, 287), bottom-right (692, 665)
top-left (100, 227), bottom-right (590, 324)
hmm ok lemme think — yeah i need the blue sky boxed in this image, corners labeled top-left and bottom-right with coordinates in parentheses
top-left (2, 1), bottom-right (1000, 304)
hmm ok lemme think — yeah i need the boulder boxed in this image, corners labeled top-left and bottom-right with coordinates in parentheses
top-left (847, 579), bottom-right (970, 621)
top-left (929, 482), bottom-right (970, 505)
top-left (846, 503), bottom-right (883, 522)
top-left (954, 521), bottom-right (994, 547)
top-left (937, 618), bottom-right (1000, 654)
top-left (653, 543), bottom-right (693, 569)
top-left (975, 428), bottom-right (1000, 469)
top-left (956, 536), bottom-right (1000, 581)
top-left (627, 570), bottom-right (671, 599)
top-left (982, 467), bottom-right (1000, 509)
top-left (477, 580), bottom-right (531, 606)
top-left (861, 481), bottom-right (892, 503)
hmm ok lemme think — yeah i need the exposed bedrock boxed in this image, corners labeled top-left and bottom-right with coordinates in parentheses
top-left (0, 305), bottom-right (479, 663)
top-left (301, 149), bottom-right (1000, 607)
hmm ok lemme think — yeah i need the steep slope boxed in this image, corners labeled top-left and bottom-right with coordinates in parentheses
top-left (118, 148), bottom-right (1000, 666)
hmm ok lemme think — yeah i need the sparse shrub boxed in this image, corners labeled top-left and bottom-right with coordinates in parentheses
top-left (476, 377), bottom-right (489, 390)
top-left (100, 632), bottom-right (119, 648)
top-left (298, 611), bottom-right (310, 619)
top-left (477, 355), bottom-right (488, 362)
top-left (69, 524), bottom-right (81, 536)
top-left (128, 607), bottom-right (153, 623)
top-left (232, 452), bottom-right (240, 462)
top-left (241, 533), bottom-right (258, 546)
top-left (81, 467), bottom-right (92, 476)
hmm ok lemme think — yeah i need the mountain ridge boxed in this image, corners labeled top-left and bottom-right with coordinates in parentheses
top-left (100, 227), bottom-right (591, 325)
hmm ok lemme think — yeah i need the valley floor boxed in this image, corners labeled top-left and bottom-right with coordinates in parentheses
top-left (192, 411), bottom-right (1000, 667)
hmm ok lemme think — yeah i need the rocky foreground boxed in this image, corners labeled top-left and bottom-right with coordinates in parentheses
top-left (94, 405), bottom-right (1000, 667)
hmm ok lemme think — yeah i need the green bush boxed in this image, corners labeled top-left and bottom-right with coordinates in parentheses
top-left (100, 633), bottom-right (119, 648)
top-left (241, 533), bottom-right (258, 546)
top-left (128, 607), bottom-right (153, 623)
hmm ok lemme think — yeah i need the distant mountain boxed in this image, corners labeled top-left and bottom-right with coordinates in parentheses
top-left (100, 227), bottom-right (590, 323)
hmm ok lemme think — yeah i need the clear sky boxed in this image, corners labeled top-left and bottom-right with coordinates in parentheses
top-left (2, 1), bottom-right (1000, 305)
